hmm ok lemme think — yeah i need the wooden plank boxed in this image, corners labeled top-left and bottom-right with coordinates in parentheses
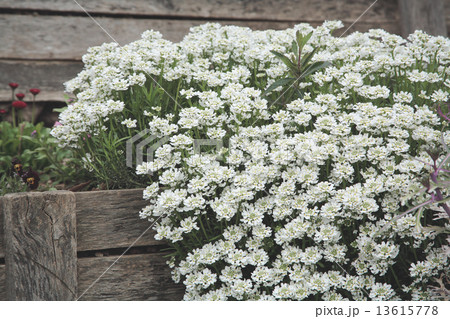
top-left (1, 0), bottom-right (399, 22)
top-left (0, 60), bottom-right (82, 102)
top-left (0, 14), bottom-right (400, 60)
top-left (77, 253), bottom-right (184, 300)
top-left (0, 196), bottom-right (4, 259)
top-left (3, 191), bottom-right (77, 300)
top-left (0, 15), bottom-right (292, 60)
top-left (0, 90), bottom-right (66, 103)
top-left (399, 0), bottom-right (448, 37)
top-left (76, 189), bottom-right (160, 252)
top-left (0, 264), bottom-right (5, 301)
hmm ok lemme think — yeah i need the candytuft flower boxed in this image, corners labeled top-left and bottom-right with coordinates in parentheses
top-left (51, 22), bottom-right (450, 301)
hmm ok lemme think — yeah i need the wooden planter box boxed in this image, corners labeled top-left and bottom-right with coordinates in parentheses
top-left (0, 189), bottom-right (184, 300)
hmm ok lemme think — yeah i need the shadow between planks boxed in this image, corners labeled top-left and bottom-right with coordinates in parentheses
top-left (0, 189), bottom-right (184, 300)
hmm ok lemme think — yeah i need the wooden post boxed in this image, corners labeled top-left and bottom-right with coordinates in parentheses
top-left (2, 191), bottom-right (77, 300)
top-left (399, 0), bottom-right (447, 37)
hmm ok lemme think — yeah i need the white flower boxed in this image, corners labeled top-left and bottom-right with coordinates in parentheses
top-left (369, 283), bottom-right (395, 301)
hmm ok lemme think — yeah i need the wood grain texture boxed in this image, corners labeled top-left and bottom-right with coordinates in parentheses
top-left (3, 191), bottom-right (77, 300)
top-left (0, 60), bottom-right (82, 101)
top-left (0, 264), bottom-right (5, 301)
top-left (0, 14), bottom-right (400, 60)
top-left (76, 189), bottom-right (160, 252)
top-left (0, 90), bottom-right (67, 103)
top-left (399, 0), bottom-right (448, 37)
top-left (77, 253), bottom-right (184, 300)
top-left (1, 0), bottom-right (399, 22)
top-left (0, 196), bottom-right (4, 259)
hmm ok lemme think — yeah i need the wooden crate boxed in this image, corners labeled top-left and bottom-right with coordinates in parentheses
top-left (2, 0), bottom-right (448, 103)
top-left (0, 189), bottom-right (185, 300)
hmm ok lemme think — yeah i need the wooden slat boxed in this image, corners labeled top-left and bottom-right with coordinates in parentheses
top-left (76, 189), bottom-right (160, 252)
top-left (1, 0), bottom-right (399, 22)
top-left (77, 253), bottom-right (184, 300)
top-left (0, 15), bottom-right (292, 60)
top-left (0, 14), bottom-right (400, 60)
top-left (0, 264), bottom-right (5, 301)
top-left (0, 60), bottom-right (82, 102)
top-left (0, 196), bottom-right (4, 259)
top-left (399, 0), bottom-right (448, 37)
top-left (0, 90), bottom-right (67, 103)
top-left (3, 191), bottom-right (77, 300)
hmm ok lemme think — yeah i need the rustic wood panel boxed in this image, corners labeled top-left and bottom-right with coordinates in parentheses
top-left (0, 14), bottom-right (400, 60)
top-left (0, 61), bottom-right (82, 102)
top-left (77, 253), bottom-right (184, 300)
top-left (3, 191), bottom-right (77, 300)
top-left (0, 197), bottom-right (4, 259)
top-left (1, 0), bottom-right (399, 22)
top-left (0, 264), bottom-right (5, 301)
top-left (0, 90), bottom-right (67, 103)
top-left (76, 189), bottom-right (160, 252)
top-left (399, 0), bottom-right (448, 37)
top-left (0, 61), bottom-right (82, 96)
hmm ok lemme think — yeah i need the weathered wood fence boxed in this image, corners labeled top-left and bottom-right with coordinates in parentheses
top-left (1, 0), bottom-right (448, 105)
top-left (0, 189), bottom-right (184, 300)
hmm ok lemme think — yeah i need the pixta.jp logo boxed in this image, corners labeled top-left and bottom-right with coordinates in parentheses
top-left (126, 129), bottom-right (223, 168)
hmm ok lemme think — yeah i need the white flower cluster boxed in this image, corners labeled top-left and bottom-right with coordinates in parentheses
top-left (53, 22), bottom-right (450, 300)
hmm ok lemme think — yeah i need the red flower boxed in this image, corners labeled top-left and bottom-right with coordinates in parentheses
top-left (9, 82), bottom-right (19, 89)
top-left (15, 93), bottom-right (25, 100)
top-left (0, 109), bottom-right (6, 114)
top-left (29, 88), bottom-right (40, 95)
top-left (12, 101), bottom-right (27, 109)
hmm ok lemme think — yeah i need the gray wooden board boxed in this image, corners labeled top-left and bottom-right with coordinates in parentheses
top-left (399, 0), bottom-right (448, 37)
top-left (0, 264), bottom-right (5, 301)
top-left (2, 191), bottom-right (77, 300)
top-left (0, 90), bottom-right (67, 103)
top-left (1, 0), bottom-right (400, 22)
top-left (0, 197), bottom-right (4, 259)
top-left (76, 189), bottom-right (161, 252)
top-left (77, 253), bottom-right (184, 300)
top-left (0, 14), bottom-right (399, 60)
top-left (0, 60), bottom-right (83, 100)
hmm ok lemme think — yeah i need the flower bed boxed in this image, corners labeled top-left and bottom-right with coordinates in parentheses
top-left (52, 21), bottom-right (449, 300)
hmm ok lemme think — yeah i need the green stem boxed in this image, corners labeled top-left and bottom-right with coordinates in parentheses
top-left (31, 96), bottom-right (36, 124)
top-left (389, 265), bottom-right (402, 291)
top-left (11, 107), bottom-right (16, 128)
top-left (198, 216), bottom-right (209, 240)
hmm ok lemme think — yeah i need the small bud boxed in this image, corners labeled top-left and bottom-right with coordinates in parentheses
top-left (29, 88), bottom-right (41, 96)
top-left (15, 93), bottom-right (25, 100)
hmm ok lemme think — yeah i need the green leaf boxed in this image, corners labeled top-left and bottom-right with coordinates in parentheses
top-left (270, 50), bottom-right (297, 73)
top-left (291, 40), bottom-right (299, 60)
top-left (300, 61), bottom-right (331, 79)
top-left (263, 78), bottom-right (296, 96)
top-left (295, 31), bottom-right (303, 48)
top-left (300, 47), bottom-right (319, 69)
top-left (301, 31), bottom-right (313, 47)
top-left (53, 107), bottom-right (67, 113)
